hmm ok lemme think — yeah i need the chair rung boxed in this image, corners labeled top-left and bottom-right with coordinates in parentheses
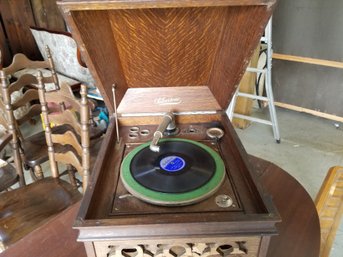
top-left (232, 114), bottom-right (273, 125)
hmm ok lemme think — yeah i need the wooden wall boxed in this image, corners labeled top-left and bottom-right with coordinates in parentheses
top-left (272, 0), bottom-right (343, 118)
top-left (0, 0), bottom-right (66, 67)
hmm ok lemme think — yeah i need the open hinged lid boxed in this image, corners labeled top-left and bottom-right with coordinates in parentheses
top-left (57, 0), bottom-right (276, 114)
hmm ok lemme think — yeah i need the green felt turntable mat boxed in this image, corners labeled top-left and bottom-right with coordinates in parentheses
top-left (120, 138), bottom-right (225, 206)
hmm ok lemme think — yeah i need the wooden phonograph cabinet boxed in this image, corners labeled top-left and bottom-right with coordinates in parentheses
top-left (57, 1), bottom-right (280, 257)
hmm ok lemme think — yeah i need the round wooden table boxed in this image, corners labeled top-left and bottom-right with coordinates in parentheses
top-left (251, 156), bottom-right (320, 257)
top-left (1, 157), bottom-right (321, 257)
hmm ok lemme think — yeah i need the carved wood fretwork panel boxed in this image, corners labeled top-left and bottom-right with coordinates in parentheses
top-left (93, 237), bottom-right (262, 257)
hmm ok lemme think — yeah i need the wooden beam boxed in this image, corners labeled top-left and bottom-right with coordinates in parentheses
top-left (275, 102), bottom-right (343, 123)
top-left (273, 53), bottom-right (343, 69)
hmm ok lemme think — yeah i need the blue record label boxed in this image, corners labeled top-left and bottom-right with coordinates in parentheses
top-left (160, 156), bottom-right (186, 173)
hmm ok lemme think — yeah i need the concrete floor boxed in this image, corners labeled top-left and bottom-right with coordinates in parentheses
top-left (234, 107), bottom-right (343, 257)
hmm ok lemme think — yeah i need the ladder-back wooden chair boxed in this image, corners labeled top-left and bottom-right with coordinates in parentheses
top-left (38, 72), bottom-right (98, 192)
top-left (0, 73), bottom-right (84, 252)
top-left (0, 156), bottom-right (81, 252)
top-left (0, 48), bottom-right (59, 184)
top-left (3, 47), bottom-right (59, 91)
top-left (0, 73), bottom-right (30, 185)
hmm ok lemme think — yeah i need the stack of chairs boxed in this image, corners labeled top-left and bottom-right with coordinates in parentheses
top-left (0, 51), bottom-right (102, 254)
top-left (0, 48), bottom-right (59, 183)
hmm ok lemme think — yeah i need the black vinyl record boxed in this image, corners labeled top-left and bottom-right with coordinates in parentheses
top-left (130, 141), bottom-right (216, 193)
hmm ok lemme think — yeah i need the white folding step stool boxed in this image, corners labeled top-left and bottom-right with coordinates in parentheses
top-left (227, 18), bottom-right (281, 143)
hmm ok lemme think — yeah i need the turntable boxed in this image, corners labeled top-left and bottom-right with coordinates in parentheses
top-left (120, 137), bottom-right (226, 206)
top-left (57, 1), bottom-right (280, 257)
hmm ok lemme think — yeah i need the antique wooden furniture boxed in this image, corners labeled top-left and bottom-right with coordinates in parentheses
top-left (0, 201), bottom-right (84, 257)
top-left (0, 176), bottom-right (81, 252)
top-left (0, 76), bottom-right (82, 250)
top-left (0, 75), bottom-right (97, 252)
top-left (3, 50), bottom-right (59, 91)
top-left (253, 157), bottom-right (321, 257)
top-left (56, 1), bottom-right (287, 257)
top-left (0, 50), bottom-right (59, 183)
top-left (315, 166), bottom-right (343, 257)
top-left (38, 78), bottom-right (100, 192)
